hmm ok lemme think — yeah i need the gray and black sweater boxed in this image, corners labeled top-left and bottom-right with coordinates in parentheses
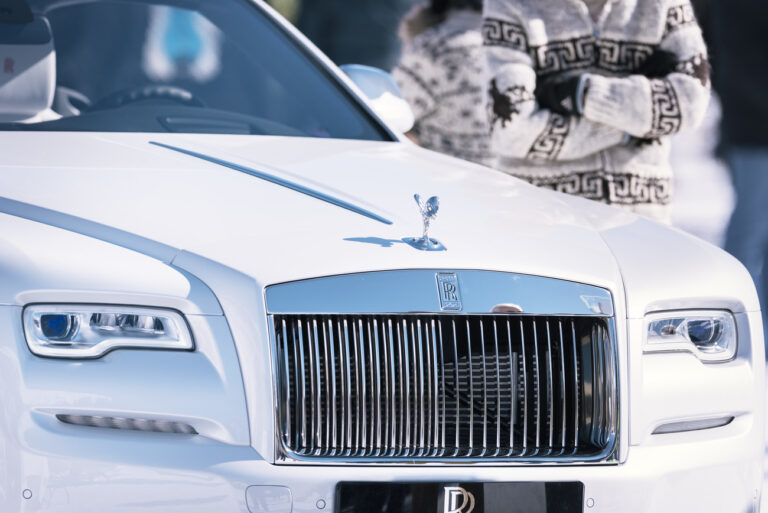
top-left (394, 7), bottom-right (493, 167)
top-left (484, 0), bottom-right (710, 221)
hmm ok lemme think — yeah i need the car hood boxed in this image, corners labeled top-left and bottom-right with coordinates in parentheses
top-left (0, 132), bottom-right (623, 284)
top-left (0, 132), bottom-right (757, 317)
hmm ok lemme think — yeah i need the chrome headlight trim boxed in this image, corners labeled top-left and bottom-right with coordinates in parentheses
top-left (23, 304), bottom-right (194, 359)
top-left (643, 310), bottom-right (737, 363)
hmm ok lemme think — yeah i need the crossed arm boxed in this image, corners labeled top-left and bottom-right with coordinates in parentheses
top-left (483, 0), bottom-right (710, 162)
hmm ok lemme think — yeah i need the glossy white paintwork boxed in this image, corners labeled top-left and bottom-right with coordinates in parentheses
top-left (0, 1), bottom-right (763, 511)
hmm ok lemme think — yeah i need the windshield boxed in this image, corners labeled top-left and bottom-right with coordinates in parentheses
top-left (0, 0), bottom-right (391, 140)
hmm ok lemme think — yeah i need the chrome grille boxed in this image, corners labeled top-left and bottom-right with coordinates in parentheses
top-left (273, 314), bottom-right (616, 461)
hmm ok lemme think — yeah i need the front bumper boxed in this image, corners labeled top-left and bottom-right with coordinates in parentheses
top-left (1, 304), bottom-right (763, 513)
top-left (10, 411), bottom-right (763, 513)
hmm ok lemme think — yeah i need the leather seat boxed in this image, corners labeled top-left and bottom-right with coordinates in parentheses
top-left (0, 16), bottom-right (58, 122)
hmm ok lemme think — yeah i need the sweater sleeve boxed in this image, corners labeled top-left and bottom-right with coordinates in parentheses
top-left (582, 0), bottom-right (711, 138)
top-left (483, 3), bottom-right (627, 162)
top-left (392, 41), bottom-right (440, 123)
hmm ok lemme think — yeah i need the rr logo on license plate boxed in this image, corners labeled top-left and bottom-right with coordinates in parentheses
top-left (444, 486), bottom-right (475, 513)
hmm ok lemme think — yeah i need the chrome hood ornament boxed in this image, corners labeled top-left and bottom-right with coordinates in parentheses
top-left (404, 194), bottom-right (445, 251)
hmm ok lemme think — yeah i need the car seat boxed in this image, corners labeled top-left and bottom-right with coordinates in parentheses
top-left (0, 15), bottom-right (59, 122)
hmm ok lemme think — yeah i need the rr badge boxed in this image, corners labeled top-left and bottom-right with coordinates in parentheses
top-left (436, 272), bottom-right (462, 311)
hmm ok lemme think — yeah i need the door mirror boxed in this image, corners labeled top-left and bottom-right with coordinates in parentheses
top-left (340, 64), bottom-right (415, 134)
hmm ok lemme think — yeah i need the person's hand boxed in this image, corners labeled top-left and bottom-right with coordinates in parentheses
top-left (535, 74), bottom-right (588, 116)
top-left (636, 49), bottom-right (679, 78)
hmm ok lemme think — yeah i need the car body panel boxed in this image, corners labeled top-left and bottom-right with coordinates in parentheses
top-left (0, 0), bottom-right (762, 511)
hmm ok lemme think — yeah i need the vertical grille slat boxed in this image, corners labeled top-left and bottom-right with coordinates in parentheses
top-left (430, 319), bottom-right (440, 455)
top-left (545, 320), bottom-right (554, 455)
top-left (275, 314), bottom-right (615, 461)
top-left (479, 319), bottom-right (488, 456)
top-left (492, 319), bottom-right (501, 456)
top-left (558, 321), bottom-right (567, 453)
top-left (382, 318), bottom-right (393, 454)
top-left (519, 319), bottom-right (528, 456)
top-left (532, 319), bottom-right (541, 454)
top-left (296, 320), bottom-right (308, 451)
top-left (280, 319), bottom-right (291, 449)
top-left (465, 319), bottom-right (474, 456)
top-left (571, 319), bottom-right (580, 454)
top-left (341, 319), bottom-right (353, 454)
top-left (370, 318), bottom-right (381, 456)
top-left (401, 319), bottom-right (411, 454)
top-left (437, 320), bottom-right (447, 457)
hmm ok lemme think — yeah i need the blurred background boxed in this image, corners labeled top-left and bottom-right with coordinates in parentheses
top-left (266, 0), bottom-right (734, 248)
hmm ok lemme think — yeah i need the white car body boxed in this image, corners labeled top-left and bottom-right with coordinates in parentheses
top-left (0, 1), bottom-right (764, 512)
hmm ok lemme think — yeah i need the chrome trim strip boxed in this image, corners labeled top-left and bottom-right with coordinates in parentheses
top-left (519, 319), bottom-right (528, 456)
top-left (371, 318), bottom-right (382, 456)
top-left (386, 319), bottom-right (397, 454)
top-left (492, 319), bottom-right (501, 456)
top-left (506, 319), bottom-right (515, 456)
top-left (451, 320), bottom-right (460, 455)
top-left (325, 320), bottom-right (336, 453)
top-left (430, 319), bottom-right (440, 455)
top-left (545, 320), bottom-right (554, 455)
top-left (280, 319), bottom-right (291, 449)
top-left (266, 270), bottom-right (613, 316)
top-left (532, 319), bottom-right (541, 454)
top-left (415, 319), bottom-right (425, 456)
top-left (341, 318), bottom-right (352, 453)
top-left (357, 319), bottom-right (368, 454)
top-left (479, 319), bottom-right (488, 457)
top-left (149, 142), bottom-right (393, 225)
top-left (296, 320), bottom-right (308, 450)
top-left (401, 319), bottom-right (411, 453)
top-left (311, 319), bottom-right (322, 452)
top-left (558, 320), bottom-right (567, 453)
top-left (571, 320), bottom-right (580, 454)
top-left (437, 320), bottom-right (447, 457)
top-left (466, 318), bottom-right (474, 456)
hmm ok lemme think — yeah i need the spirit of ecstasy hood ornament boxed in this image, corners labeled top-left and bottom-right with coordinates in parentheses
top-left (404, 194), bottom-right (446, 251)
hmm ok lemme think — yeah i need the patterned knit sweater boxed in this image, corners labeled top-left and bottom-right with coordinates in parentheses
top-left (393, 9), bottom-right (493, 167)
top-left (484, 0), bottom-right (710, 221)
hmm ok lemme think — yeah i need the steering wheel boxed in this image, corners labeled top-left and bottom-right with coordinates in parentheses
top-left (88, 85), bottom-right (206, 112)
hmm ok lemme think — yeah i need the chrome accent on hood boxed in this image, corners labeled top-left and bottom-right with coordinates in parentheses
top-left (149, 141), bottom-right (393, 225)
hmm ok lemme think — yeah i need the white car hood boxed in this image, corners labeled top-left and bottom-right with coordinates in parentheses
top-left (0, 132), bottom-right (623, 288)
top-left (0, 132), bottom-right (757, 317)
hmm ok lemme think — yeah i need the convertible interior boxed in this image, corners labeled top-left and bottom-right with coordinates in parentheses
top-left (0, 0), bottom-right (388, 140)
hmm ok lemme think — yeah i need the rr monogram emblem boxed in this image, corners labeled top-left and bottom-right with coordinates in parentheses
top-left (443, 486), bottom-right (475, 513)
top-left (436, 272), bottom-right (462, 311)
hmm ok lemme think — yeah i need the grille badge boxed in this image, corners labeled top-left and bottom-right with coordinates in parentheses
top-left (436, 272), bottom-right (462, 311)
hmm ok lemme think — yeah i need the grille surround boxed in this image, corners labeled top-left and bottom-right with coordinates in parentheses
top-left (266, 270), bottom-right (620, 465)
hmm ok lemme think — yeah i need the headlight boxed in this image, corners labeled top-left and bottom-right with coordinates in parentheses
top-left (23, 305), bottom-right (193, 359)
top-left (644, 310), bottom-right (737, 362)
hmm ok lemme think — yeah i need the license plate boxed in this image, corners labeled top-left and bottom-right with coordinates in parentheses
top-left (336, 482), bottom-right (583, 513)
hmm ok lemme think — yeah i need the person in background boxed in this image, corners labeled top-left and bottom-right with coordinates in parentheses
top-left (296, 0), bottom-right (415, 71)
top-left (483, 0), bottom-right (710, 222)
top-left (709, 0), bottom-right (768, 347)
top-left (392, 0), bottom-right (492, 167)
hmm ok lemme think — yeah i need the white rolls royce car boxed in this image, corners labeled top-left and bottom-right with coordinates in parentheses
top-left (0, 0), bottom-right (763, 512)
